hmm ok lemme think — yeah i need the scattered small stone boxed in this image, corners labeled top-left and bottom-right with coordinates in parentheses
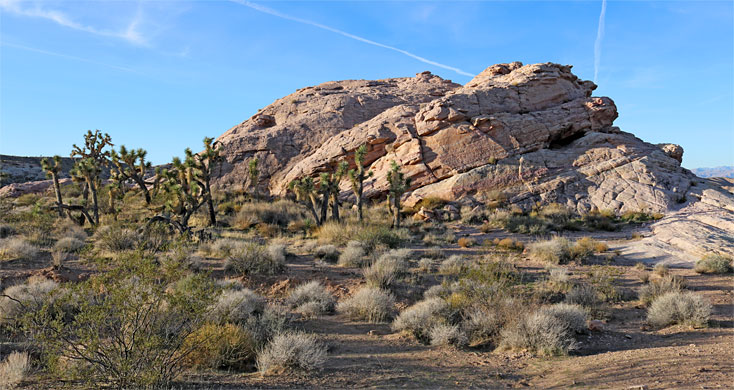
top-left (627, 386), bottom-right (647, 390)
top-left (624, 334), bottom-right (633, 339)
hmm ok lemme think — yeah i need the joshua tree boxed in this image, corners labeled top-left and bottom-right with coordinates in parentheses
top-left (110, 146), bottom-right (152, 204)
top-left (41, 156), bottom-right (64, 217)
top-left (71, 130), bottom-right (113, 204)
top-left (248, 157), bottom-right (259, 198)
top-left (317, 162), bottom-right (348, 223)
top-left (288, 176), bottom-right (320, 224)
top-left (70, 158), bottom-right (102, 225)
top-left (386, 160), bottom-right (410, 229)
top-left (153, 138), bottom-right (221, 231)
top-left (348, 144), bottom-right (373, 223)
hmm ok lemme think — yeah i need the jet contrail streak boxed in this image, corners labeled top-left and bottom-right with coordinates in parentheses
top-left (1, 41), bottom-right (139, 73)
top-left (594, 0), bottom-right (607, 83)
top-left (231, 0), bottom-right (474, 77)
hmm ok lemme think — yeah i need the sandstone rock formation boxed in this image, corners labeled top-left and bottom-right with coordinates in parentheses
top-left (212, 62), bottom-right (734, 262)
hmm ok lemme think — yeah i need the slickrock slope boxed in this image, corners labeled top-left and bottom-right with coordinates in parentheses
top-left (213, 62), bottom-right (734, 262)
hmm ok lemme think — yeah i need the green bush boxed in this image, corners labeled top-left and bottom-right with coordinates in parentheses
top-left (182, 323), bottom-right (257, 370)
top-left (694, 254), bottom-right (733, 274)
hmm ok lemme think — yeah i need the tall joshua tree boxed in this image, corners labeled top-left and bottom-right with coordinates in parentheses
top-left (248, 157), bottom-right (259, 199)
top-left (71, 130), bottom-right (113, 205)
top-left (41, 156), bottom-right (64, 217)
top-left (288, 176), bottom-right (320, 224)
top-left (386, 161), bottom-right (410, 229)
top-left (110, 146), bottom-right (152, 204)
top-left (70, 158), bottom-right (102, 225)
top-left (347, 144), bottom-right (373, 223)
top-left (193, 138), bottom-right (221, 226)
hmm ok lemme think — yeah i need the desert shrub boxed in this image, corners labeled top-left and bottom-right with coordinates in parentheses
top-left (538, 203), bottom-right (574, 228)
top-left (620, 210), bottom-right (662, 223)
top-left (51, 249), bottom-right (70, 269)
top-left (538, 303), bottom-right (587, 334)
top-left (317, 222), bottom-right (403, 249)
top-left (548, 267), bottom-right (570, 286)
top-left (438, 255), bottom-right (470, 275)
top-left (457, 237), bottom-right (474, 248)
top-left (392, 298), bottom-right (449, 342)
top-left (24, 255), bottom-right (218, 388)
top-left (235, 200), bottom-right (305, 229)
top-left (94, 224), bottom-right (138, 252)
top-left (494, 237), bottom-right (524, 251)
top-left (53, 220), bottom-right (87, 241)
top-left (337, 287), bottom-right (395, 323)
top-left (462, 307), bottom-right (502, 346)
top-left (257, 332), bottom-right (327, 374)
top-left (161, 246), bottom-right (203, 272)
top-left (53, 236), bottom-right (85, 253)
top-left (694, 254), bottom-right (733, 274)
top-left (210, 238), bottom-right (243, 257)
top-left (565, 284), bottom-right (600, 308)
top-left (653, 263), bottom-right (670, 276)
top-left (586, 266), bottom-right (623, 302)
top-left (209, 288), bottom-right (265, 325)
top-left (529, 238), bottom-right (572, 264)
top-left (0, 277), bottom-right (59, 329)
top-left (286, 281), bottom-right (335, 315)
top-left (647, 291), bottom-right (711, 328)
top-left (571, 237), bottom-right (607, 259)
top-left (338, 241), bottom-right (366, 267)
top-left (226, 242), bottom-right (284, 276)
top-left (244, 304), bottom-right (292, 347)
top-left (183, 323), bottom-right (257, 371)
top-left (639, 275), bottom-right (685, 306)
top-left (314, 245), bottom-right (339, 263)
top-left (499, 304), bottom-right (585, 356)
top-left (429, 323), bottom-right (467, 347)
top-left (0, 351), bottom-right (30, 390)
top-left (417, 258), bottom-right (434, 273)
top-left (139, 222), bottom-right (172, 253)
top-left (267, 243), bottom-right (287, 263)
top-left (580, 209), bottom-right (618, 231)
top-left (423, 246), bottom-right (444, 259)
top-left (363, 250), bottom-right (409, 288)
top-left (0, 238), bottom-right (38, 260)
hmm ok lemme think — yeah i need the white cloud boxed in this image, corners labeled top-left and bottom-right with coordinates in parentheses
top-left (0, 0), bottom-right (148, 46)
top-left (231, 0), bottom-right (474, 78)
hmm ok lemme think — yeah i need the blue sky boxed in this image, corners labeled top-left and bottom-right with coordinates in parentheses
top-left (0, 0), bottom-right (732, 168)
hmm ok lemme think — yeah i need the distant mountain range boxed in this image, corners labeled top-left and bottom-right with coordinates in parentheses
top-left (692, 166), bottom-right (734, 178)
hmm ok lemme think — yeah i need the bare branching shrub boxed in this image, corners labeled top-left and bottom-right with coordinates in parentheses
top-left (234, 200), bottom-right (306, 230)
top-left (653, 263), bottom-right (670, 277)
top-left (183, 323), bottom-right (257, 371)
top-left (462, 307), bottom-right (502, 346)
top-left (51, 249), bottom-right (70, 269)
top-left (538, 303), bottom-right (587, 334)
top-left (210, 238), bottom-right (243, 258)
top-left (499, 304), bottom-right (584, 356)
top-left (438, 255), bottom-right (470, 275)
top-left (94, 225), bottom-right (138, 252)
top-left (571, 237), bottom-right (607, 258)
top-left (257, 332), bottom-right (327, 374)
top-left (363, 250), bottom-right (409, 288)
top-left (267, 243), bottom-right (287, 264)
top-left (0, 238), bottom-right (38, 260)
top-left (694, 254), bottom-right (733, 274)
top-left (314, 245), bottom-right (339, 263)
top-left (337, 287), bottom-right (395, 323)
top-left (647, 291), bottom-right (711, 328)
top-left (209, 288), bottom-right (265, 324)
top-left (392, 298), bottom-right (449, 341)
top-left (639, 275), bottom-right (685, 306)
top-left (429, 324), bottom-right (467, 347)
top-left (0, 351), bottom-right (30, 390)
top-left (286, 281), bottom-right (335, 315)
top-left (565, 284), bottom-right (600, 309)
top-left (548, 267), bottom-right (570, 286)
top-left (53, 236), bottom-right (85, 253)
top-left (317, 222), bottom-right (403, 249)
top-left (244, 304), bottom-right (292, 346)
top-left (417, 258), bottom-right (434, 273)
top-left (338, 241), bottom-right (366, 267)
top-left (226, 242), bottom-right (284, 275)
top-left (457, 237), bottom-right (474, 248)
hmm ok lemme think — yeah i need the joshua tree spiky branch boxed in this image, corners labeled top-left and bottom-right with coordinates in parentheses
top-left (386, 160), bottom-right (410, 229)
top-left (348, 144), bottom-right (373, 223)
top-left (288, 176), bottom-right (320, 224)
top-left (70, 158), bottom-right (102, 225)
top-left (41, 156), bottom-right (64, 217)
top-left (193, 137), bottom-right (221, 227)
top-left (70, 130), bottom-right (113, 205)
top-left (110, 146), bottom-right (152, 204)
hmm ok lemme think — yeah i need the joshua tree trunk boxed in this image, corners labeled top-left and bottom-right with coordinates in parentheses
top-left (320, 192), bottom-right (329, 225)
top-left (88, 180), bottom-right (99, 225)
top-left (330, 192), bottom-right (340, 222)
top-left (133, 176), bottom-right (151, 204)
top-left (356, 180), bottom-right (364, 223)
top-left (205, 180), bottom-right (216, 226)
top-left (51, 172), bottom-right (64, 217)
top-left (391, 195), bottom-right (401, 229)
top-left (306, 196), bottom-right (320, 224)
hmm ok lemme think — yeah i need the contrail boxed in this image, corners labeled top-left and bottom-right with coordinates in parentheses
top-left (594, 0), bottom-right (607, 83)
top-left (1, 41), bottom-right (139, 73)
top-left (231, 0), bottom-right (474, 78)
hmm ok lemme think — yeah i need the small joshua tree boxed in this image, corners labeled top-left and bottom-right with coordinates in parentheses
top-left (386, 161), bottom-right (410, 229)
top-left (318, 162), bottom-right (348, 223)
top-left (248, 157), bottom-right (259, 199)
top-left (110, 146), bottom-right (152, 204)
top-left (194, 137), bottom-right (221, 226)
top-left (289, 177), bottom-right (320, 224)
top-left (348, 144), bottom-right (373, 223)
top-left (41, 156), bottom-right (64, 217)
